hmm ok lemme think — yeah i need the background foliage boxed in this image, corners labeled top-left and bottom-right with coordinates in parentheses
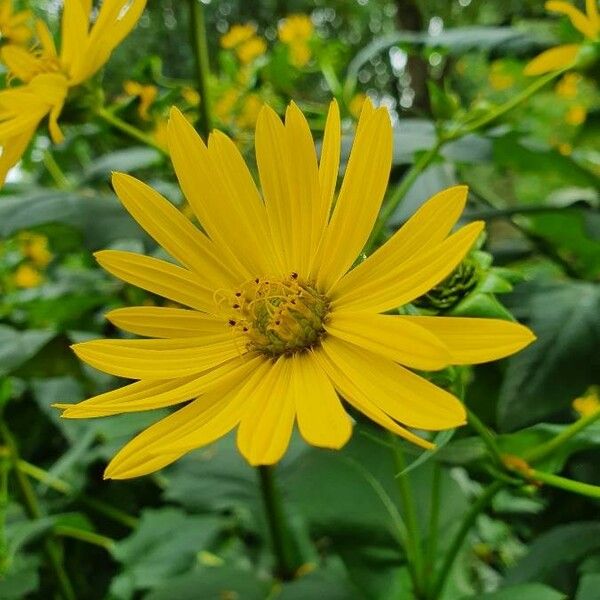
top-left (0, 0), bottom-right (599, 599)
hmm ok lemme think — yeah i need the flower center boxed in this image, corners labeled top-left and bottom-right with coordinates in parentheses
top-left (220, 273), bottom-right (329, 357)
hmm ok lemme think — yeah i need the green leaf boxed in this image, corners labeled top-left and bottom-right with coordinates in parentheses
top-left (0, 326), bottom-right (54, 377)
top-left (0, 554), bottom-right (40, 599)
top-left (459, 583), bottom-right (566, 600)
top-left (82, 147), bottom-right (162, 181)
top-left (498, 281), bottom-right (600, 431)
top-left (576, 573), bottom-right (600, 600)
top-left (504, 522), bottom-right (600, 586)
top-left (278, 568), bottom-right (364, 600)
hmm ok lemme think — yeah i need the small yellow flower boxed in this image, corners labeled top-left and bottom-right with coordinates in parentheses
top-left (349, 93), bottom-right (367, 119)
top-left (220, 24), bottom-right (256, 49)
top-left (573, 389), bottom-right (600, 416)
top-left (56, 100), bottom-right (535, 479)
top-left (124, 80), bottom-right (158, 121)
top-left (0, 0), bottom-right (147, 186)
top-left (213, 88), bottom-right (240, 124)
top-left (278, 14), bottom-right (314, 67)
top-left (19, 232), bottom-right (53, 267)
top-left (558, 141), bottom-right (573, 155)
top-left (555, 72), bottom-right (582, 97)
top-left (564, 103), bottom-right (587, 125)
top-left (14, 263), bottom-right (43, 288)
top-left (237, 93), bottom-right (263, 129)
top-left (0, 0), bottom-right (33, 45)
top-left (152, 117), bottom-right (169, 151)
top-left (488, 62), bottom-right (515, 90)
top-left (181, 86), bottom-right (200, 107)
top-left (524, 1), bottom-right (600, 76)
top-left (236, 36), bottom-right (267, 64)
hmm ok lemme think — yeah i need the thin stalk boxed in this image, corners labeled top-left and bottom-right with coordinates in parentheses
top-left (188, 0), bottom-right (213, 139)
top-left (53, 526), bottom-right (115, 552)
top-left (0, 452), bottom-right (9, 576)
top-left (467, 408), bottom-right (503, 466)
top-left (257, 465), bottom-right (297, 580)
top-left (429, 480), bottom-right (504, 600)
top-left (529, 469), bottom-right (600, 499)
top-left (43, 151), bottom-right (71, 190)
top-left (424, 462), bottom-right (441, 586)
top-left (390, 434), bottom-right (426, 598)
top-left (0, 423), bottom-right (75, 600)
top-left (524, 409), bottom-right (600, 464)
top-left (95, 107), bottom-right (167, 154)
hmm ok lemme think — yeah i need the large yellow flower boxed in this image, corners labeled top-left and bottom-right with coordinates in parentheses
top-left (56, 100), bottom-right (535, 479)
top-left (0, 0), bottom-right (146, 184)
top-left (0, 0), bottom-right (33, 45)
top-left (525, 0), bottom-right (599, 75)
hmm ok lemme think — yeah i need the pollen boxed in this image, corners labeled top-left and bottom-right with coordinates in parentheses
top-left (220, 273), bottom-right (329, 357)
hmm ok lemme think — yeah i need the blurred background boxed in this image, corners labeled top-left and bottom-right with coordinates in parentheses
top-left (0, 1), bottom-right (599, 599)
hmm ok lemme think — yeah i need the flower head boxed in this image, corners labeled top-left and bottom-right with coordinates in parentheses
top-left (220, 23), bottom-right (266, 64)
top-left (0, 0), bottom-right (147, 185)
top-left (572, 388), bottom-right (600, 416)
top-left (56, 100), bottom-right (535, 479)
top-left (13, 263), bottom-right (43, 288)
top-left (0, 0), bottom-right (33, 45)
top-left (524, 1), bottom-right (599, 75)
top-left (278, 14), bottom-right (314, 67)
top-left (124, 80), bottom-right (158, 120)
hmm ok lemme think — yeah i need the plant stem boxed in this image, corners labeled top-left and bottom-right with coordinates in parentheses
top-left (390, 434), bottom-right (425, 598)
top-left (467, 408), bottom-right (504, 466)
top-left (0, 423), bottom-right (75, 600)
top-left (95, 107), bottom-right (167, 154)
top-left (257, 465), bottom-right (297, 580)
top-left (429, 480), bottom-right (504, 600)
top-left (528, 469), bottom-right (600, 499)
top-left (43, 151), bottom-right (71, 190)
top-left (424, 462), bottom-right (441, 586)
top-left (188, 0), bottom-right (213, 139)
top-left (524, 409), bottom-right (600, 464)
top-left (53, 526), bottom-right (115, 552)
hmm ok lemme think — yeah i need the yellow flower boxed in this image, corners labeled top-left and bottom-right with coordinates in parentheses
top-left (19, 232), bottom-right (53, 267)
top-left (152, 117), bottom-right (169, 151)
top-left (124, 80), bottom-right (158, 121)
top-left (56, 100), bottom-right (535, 479)
top-left (555, 72), bottom-right (582, 97)
top-left (236, 36), bottom-right (267, 64)
top-left (524, 0), bottom-right (600, 75)
top-left (564, 103), bottom-right (587, 125)
top-left (0, 0), bottom-right (33, 45)
top-left (0, 0), bottom-right (147, 185)
top-left (349, 93), bottom-right (367, 119)
top-left (220, 24), bottom-right (256, 49)
top-left (488, 62), bottom-right (515, 90)
top-left (237, 93), bottom-right (263, 129)
top-left (558, 141), bottom-right (573, 155)
top-left (14, 263), bottom-right (42, 288)
top-left (213, 88), bottom-right (240, 124)
top-left (278, 14), bottom-right (314, 67)
top-left (181, 86), bottom-right (200, 107)
top-left (572, 389), bottom-right (600, 416)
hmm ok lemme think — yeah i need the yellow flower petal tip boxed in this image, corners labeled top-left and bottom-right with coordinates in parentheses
top-left (64, 100), bottom-right (534, 478)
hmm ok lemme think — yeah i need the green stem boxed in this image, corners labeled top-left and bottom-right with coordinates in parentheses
top-left (0, 452), bottom-right (9, 576)
top-left (53, 526), bottom-right (115, 552)
top-left (257, 465), bottom-right (297, 581)
top-left (429, 480), bottom-right (504, 600)
top-left (43, 151), bottom-right (71, 190)
top-left (0, 423), bottom-right (75, 600)
top-left (467, 408), bottom-right (503, 466)
top-left (529, 468), bottom-right (600, 499)
top-left (188, 0), bottom-right (213, 139)
top-left (524, 410), bottom-right (600, 464)
top-left (424, 462), bottom-right (441, 586)
top-left (95, 107), bottom-right (167, 154)
top-left (390, 434), bottom-right (426, 598)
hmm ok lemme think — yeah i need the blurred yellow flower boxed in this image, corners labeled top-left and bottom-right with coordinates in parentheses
top-left (152, 117), bottom-right (169, 151)
top-left (124, 80), bottom-right (158, 121)
top-left (220, 23), bottom-right (266, 64)
top-left (181, 86), bottom-right (200, 107)
top-left (237, 93), bottom-right (263, 129)
top-left (488, 62), bottom-right (515, 90)
top-left (349, 93), bottom-right (367, 119)
top-left (524, 0), bottom-right (599, 75)
top-left (565, 103), bottom-right (587, 125)
top-left (558, 142), bottom-right (573, 155)
top-left (19, 232), bottom-right (53, 268)
top-left (555, 72), bottom-right (582, 97)
top-left (572, 389), bottom-right (600, 416)
top-left (0, 0), bottom-right (147, 185)
top-left (278, 14), bottom-right (314, 67)
top-left (0, 0), bottom-right (32, 45)
top-left (57, 100), bottom-right (534, 479)
top-left (14, 263), bottom-right (43, 288)
top-left (213, 88), bottom-right (239, 124)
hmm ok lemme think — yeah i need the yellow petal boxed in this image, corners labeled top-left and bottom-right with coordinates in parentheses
top-left (321, 337), bottom-right (465, 430)
top-left (36, 21), bottom-right (58, 58)
top-left (314, 105), bottom-right (393, 291)
top-left (59, 0), bottom-right (89, 77)
top-left (105, 306), bottom-right (228, 339)
top-left (318, 100), bottom-right (341, 233)
top-left (72, 337), bottom-right (244, 379)
top-left (587, 0), bottom-right (599, 28)
top-left (335, 185), bottom-right (469, 297)
top-left (58, 354), bottom-right (262, 418)
top-left (0, 128), bottom-right (35, 186)
top-left (312, 344), bottom-right (434, 449)
top-left (111, 172), bottom-right (236, 289)
top-left (546, 1), bottom-right (598, 38)
top-left (292, 351), bottom-right (352, 449)
top-left (524, 44), bottom-right (580, 76)
top-left (333, 221), bottom-right (484, 313)
top-left (326, 311), bottom-right (451, 371)
top-left (403, 316), bottom-right (536, 364)
top-left (0, 46), bottom-right (44, 82)
top-left (236, 356), bottom-right (296, 465)
top-left (167, 108), bottom-right (263, 278)
top-left (95, 250), bottom-right (216, 313)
